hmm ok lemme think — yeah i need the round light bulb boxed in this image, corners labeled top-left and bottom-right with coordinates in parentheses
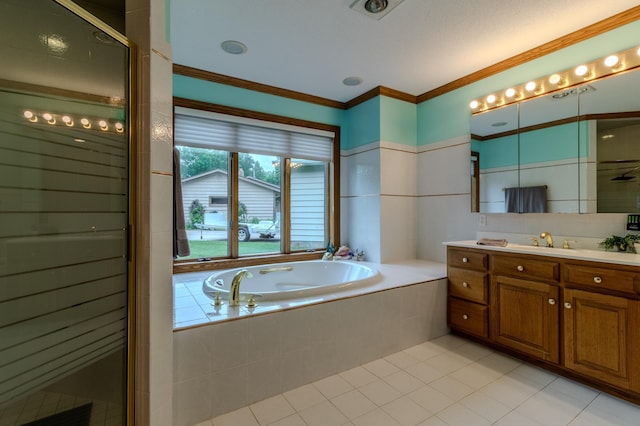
top-left (98, 120), bottom-right (108, 130)
top-left (469, 100), bottom-right (480, 109)
top-left (62, 115), bottom-right (73, 126)
top-left (505, 88), bottom-right (516, 98)
top-left (604, 55), bottom-right (619, 67)
top-left (525, 81), bottom-right (536, 92)
top-left (81, 118), bottom-right (91, 128)
top-left (486, 94), bottom-right (497, 104)
top-left (42, 113), bottom-right (53, 121)
top-left (24, 111), bottom-right (34, 119)
top-left (548, 74), bottom-right (561, 85)
top-left (575, 65), bottom-right (588, 76)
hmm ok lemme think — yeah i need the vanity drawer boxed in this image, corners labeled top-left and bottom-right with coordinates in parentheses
top-left (448, 267), bottom-right (489, 303)
top-left (448, 297), bottom-right (488, 338)
top-left (492, 254), bottom-right (560, 282)
top-left (564, 263), bottom-right (640, 295)
top-left (448, 248), bottom-right (488, 271)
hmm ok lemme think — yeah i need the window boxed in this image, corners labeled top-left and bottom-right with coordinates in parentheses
top-left (173, 102), bottom-right (339, 270)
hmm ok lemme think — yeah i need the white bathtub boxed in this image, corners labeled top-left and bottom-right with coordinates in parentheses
top-left (202, 260), bottom-right (380, 302)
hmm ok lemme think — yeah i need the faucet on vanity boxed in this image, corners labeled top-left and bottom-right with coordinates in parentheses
top-left (229, 269), bottom-right (252, 307)
top-left (540, 231), bottom-right (554, 248)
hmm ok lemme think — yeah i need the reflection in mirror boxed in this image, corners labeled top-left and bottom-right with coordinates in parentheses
top-left (518, 88), bottom-right (580, 213)
top-left (578, 69), bottom-right (640, 213)
top-left (471, 104), bottom-right (518, 213)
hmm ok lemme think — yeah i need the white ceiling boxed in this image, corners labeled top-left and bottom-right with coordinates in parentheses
top-left (170, 0), bottom-right (640, 103)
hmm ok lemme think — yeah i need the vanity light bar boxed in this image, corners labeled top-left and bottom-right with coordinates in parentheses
top-left (470, 44), bottom-right (640, 114)
top-left (22, 110), bottom-right (125, 134)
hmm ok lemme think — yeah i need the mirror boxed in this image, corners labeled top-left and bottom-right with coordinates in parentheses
top-left (578, 70), bottom-right (640, 213)
top-left (471, 66), bottom-right (640, 213)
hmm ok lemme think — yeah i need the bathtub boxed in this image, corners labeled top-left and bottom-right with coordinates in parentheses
top-left (202, 260), bottom-right (380, 302)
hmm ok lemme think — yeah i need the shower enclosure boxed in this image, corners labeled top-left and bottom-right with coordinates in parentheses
top-left (0, 1), bottom-right (133, 424)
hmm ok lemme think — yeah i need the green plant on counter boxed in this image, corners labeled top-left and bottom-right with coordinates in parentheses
top-left (599, 234), bottom-right (640, 253)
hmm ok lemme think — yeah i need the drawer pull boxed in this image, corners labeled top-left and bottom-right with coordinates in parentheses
top-left (462, 282), bottom-right (469, 288)
top-left (564, 302), bottom-right (572, 309)
top-left (462, 314), bottom-right (469, 320)
top-left (517, 265), bottom-right (524, 272)
top-left (462, 257), bottom-right (469, 263)
top-left (548, 298), bottom-right (556, 305)
top-left (593, 276), bottom-right (602, 284)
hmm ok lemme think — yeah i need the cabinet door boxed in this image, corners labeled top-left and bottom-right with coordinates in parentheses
top-left (563, 289), bottom-right (640, 391)
top-left (492, 275), bottom-right (560, 363)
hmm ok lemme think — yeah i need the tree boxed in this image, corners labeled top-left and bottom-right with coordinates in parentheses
top-left (178, 146), bottom-right (228, 179)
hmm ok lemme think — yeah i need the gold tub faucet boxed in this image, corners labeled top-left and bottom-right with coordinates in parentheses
top-left (229, 269), bottom-right (253, 307)
top-left (540, 232), bottom-right (554, 248)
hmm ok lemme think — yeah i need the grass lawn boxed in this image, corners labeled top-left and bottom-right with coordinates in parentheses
top-left (178, 240), bottom-right (281, 259)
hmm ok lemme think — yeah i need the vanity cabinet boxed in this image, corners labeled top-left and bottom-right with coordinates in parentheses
top-left (446, 246), bottom-right (640, 403)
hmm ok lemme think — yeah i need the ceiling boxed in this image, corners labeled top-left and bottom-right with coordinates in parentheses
top-left (170, 1), bottom-right (640, 103)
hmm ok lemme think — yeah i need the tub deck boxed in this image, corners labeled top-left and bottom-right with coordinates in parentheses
top-left (172, 260), bottom-right (446, 329)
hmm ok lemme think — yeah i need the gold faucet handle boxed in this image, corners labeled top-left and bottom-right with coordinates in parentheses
top-left (563, 240), bottom-right (576, 249)
top-left (246, 294), bottom-right (261, 308)
top-left (531, 237), bottom-right (539, 247)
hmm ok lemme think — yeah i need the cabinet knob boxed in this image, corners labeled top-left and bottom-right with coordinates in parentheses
top-left (462, 314), bottom-right (469, 320)
top-left (564, 302), bottom-right (572, 309)
top-left (462, 282), bottom-right (469, 288)
top-left (462, 257), bottom-right (469, 263)
top-left (517, 265), bottom-right (524, 272)
top-left (548, 298), bottom-right (556, 305)
top-left (593, 276), bottom-right (602, 284)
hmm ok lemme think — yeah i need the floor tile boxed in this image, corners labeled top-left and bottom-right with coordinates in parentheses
top-left (282, 384), bottom-right (326, 412)
top-left (385, 351), bottom-right (421, 369)
top-left (459, 391), bottom-right (511, 423)
top-left (330, 389), bottom-right (376, 420)
top-left (407, 386), bottom-right (455, 414)
top-left (382, 396), bottom-right (431, 425)
top-left (428, 376), bottom-right (475, 401)
top-left (358, 379), bottom-right (402, 406)
top-left (313, 375), bottom-right (354, 399)
top-left (352, 408), bottom-right (401, 426)
top-left (249, 395), bottom-right (295, 425)
top-left (298, 400), bottom-right (348, 426)
top-left (383, 370), bottom-right (425, 394)
top-left (403, 361), bottom-right (446, 384)
top-left (363, 358), bottom-right (401, 378)
top-left (339, 366), bottom-right (378, 388)
top-left (266, 413), bottom-right (307, 426)
top-left (436, 402), bottom-right (491, 426)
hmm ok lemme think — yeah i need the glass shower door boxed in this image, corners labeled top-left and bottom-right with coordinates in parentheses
top-left (0, 1), bottom-right (131, 424)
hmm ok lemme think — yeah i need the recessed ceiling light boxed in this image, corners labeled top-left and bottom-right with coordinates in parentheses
top-left (350, 0), bottom-right (403, 20)
top-left (221, 40), bottom-right (247, 55)
top-left (342, 76), bottom-right (363, 86)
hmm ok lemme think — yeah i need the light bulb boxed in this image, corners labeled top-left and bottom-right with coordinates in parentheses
top-left (115, 122), bottom-right (124, 133)
top-left (604, 55), bottom-right (619, 67)
top-left (62, 115), bottom-right (73, 126)
top-left (548, 74), bottom-right (562, 85)
top-left (81, 118), bottom-right (91, 128)
top-left (43, 113), bottom-right (55, 124)
top-left (24, 110), bottom-right (38, 122)
top-left (575, 65), bottom-right (588, 76)
top-left (99, 120), bottom-right (108, 131)
top-left (525, 81), bottom-right (536, 92)
top-left (505, 88), bottom-right (516, 98)
top-left (486, 94), bottom-right (497, 104)
top-left (469, 100), bottom-right (480, 109)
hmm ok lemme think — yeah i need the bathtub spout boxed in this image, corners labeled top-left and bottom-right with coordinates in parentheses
top-left (259, 266), bottom-right (293, 274)
top-left (229, 269), bottom-right (253, 307)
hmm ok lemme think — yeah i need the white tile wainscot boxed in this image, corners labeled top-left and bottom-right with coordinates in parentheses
top-left (172, 260), bottom-right (447, 426)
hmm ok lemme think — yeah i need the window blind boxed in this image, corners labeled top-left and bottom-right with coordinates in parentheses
top-left (174, 107), bottom-right (334, 161)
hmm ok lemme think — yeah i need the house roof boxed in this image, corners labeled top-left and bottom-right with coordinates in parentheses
top-left (182, 169), bottom-right (281, 193)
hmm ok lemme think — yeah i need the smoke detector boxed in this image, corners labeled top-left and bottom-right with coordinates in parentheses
top-left (350, 0), bottom-right (404, 20)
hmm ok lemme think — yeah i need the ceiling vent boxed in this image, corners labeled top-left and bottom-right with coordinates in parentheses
top-left (350, 0), bottom-right (404, 20)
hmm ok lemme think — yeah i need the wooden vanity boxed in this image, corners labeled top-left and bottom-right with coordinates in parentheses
top-left (446, 243), bottom-right (640, 404)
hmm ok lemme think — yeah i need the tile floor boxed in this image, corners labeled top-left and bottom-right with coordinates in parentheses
top-left (196, 334), bottom-right (640, 426)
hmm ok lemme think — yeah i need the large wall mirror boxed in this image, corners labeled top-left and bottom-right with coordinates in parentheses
top-left (471, 66), bottom-right (640, 214)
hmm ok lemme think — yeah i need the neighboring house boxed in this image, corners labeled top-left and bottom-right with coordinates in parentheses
top-left (181, 169), bottom-right (280, 223)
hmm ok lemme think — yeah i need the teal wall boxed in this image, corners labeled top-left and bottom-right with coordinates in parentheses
top-left (478, 134), bottom-right (518, 169)
top-left (173, 74), bottom-right (345, 128)
top-left (417, 20), bottom-right (640, 146)
top-left (380, 96), bottom-right (416, 146)
top-left (343, 97), bottom-right (380, 150)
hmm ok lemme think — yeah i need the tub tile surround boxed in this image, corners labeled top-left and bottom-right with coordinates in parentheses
top-left (172, 261), bottom-right (448, 425)
top-left (194, 334), bottom-right (640, 426)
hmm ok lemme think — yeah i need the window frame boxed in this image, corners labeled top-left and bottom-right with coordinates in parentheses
top-left (172, 97), bottom-right (340, 273)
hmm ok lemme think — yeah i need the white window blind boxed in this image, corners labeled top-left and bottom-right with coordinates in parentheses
top-left (174, 107), bottom-right (334, 161)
